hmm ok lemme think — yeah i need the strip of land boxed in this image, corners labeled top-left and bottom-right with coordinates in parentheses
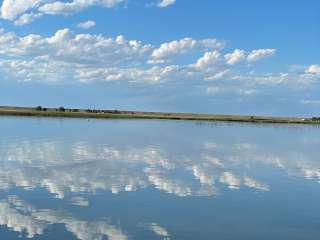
top-left (0, 106), bottom-right (319, 124)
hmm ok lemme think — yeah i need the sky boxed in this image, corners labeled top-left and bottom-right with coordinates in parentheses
top-left (0, 0), bottom-right (319, 116)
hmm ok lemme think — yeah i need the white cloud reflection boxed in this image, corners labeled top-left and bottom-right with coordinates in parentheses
top-left (1, 135), bottom-right (319, 200)
top-left (0, 196), bottom-right (128, 239)
top-left (145, 222), bottom-right (171, 239)
top-left (0, 124), bottom-right (319, 239)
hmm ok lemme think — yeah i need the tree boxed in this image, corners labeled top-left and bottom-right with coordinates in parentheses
top-left (58, 106), bottom-right (65, 112)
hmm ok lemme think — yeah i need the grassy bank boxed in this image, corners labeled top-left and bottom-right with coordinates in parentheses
top-left (0, 106), bottom-right (319, 125)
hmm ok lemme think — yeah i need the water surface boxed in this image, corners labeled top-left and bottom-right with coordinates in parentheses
top-left (0, 117), bottom-right (320, 239)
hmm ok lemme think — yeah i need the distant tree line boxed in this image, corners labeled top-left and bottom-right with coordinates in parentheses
top-left (34, 106), bottom-right (124, 114)
top-left (35, 106), bottom-right (78, 112)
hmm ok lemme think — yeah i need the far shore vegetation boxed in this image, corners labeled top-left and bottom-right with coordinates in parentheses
top-left (0, 105), bottom-right (319, 125)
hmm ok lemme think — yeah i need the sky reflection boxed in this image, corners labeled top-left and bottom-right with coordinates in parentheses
top-left (0, 117), bottom-right (320, 239)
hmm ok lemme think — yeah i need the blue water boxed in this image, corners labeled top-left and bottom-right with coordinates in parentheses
top-left (0, 117), bottom-right (320, 239)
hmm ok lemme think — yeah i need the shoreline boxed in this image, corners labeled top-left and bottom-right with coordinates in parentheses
top-left (0, 106), bottom-right (319, 125)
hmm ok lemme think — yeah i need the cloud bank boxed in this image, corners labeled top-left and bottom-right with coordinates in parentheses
top-left (0, 27), bottom-right (300, 99)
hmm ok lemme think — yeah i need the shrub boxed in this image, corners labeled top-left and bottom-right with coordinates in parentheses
top-left (35, 106), bottom-right (42, 111)
top-left (58, 106), bottom-right (65, 112)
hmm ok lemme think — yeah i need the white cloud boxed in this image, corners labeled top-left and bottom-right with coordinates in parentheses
top-left (77, 20), bottom-right (96, 29)
top-left (2, 27), bottom-right (311, 98)
top-left (14, 12), bottom-right (43, 25)
top-left (194, 51), bottom-right (220, 69)
top-left (150, 38), bottom-right (224, 62)
top-left (38, 0), bottom-right (124, 15)
top-left (224, 49), bottom-right (246, 65)
top-left (232, 72), bottom-right (290, 85)
top-left (247, 49), bottom-right (276, 62)
top-left (0, 28), bottom-right (152, 66)
top-left (0, 0), bottom-right (181, 26)
top-left (0, 29), bottom-right (227, 84)
top-left (75, 65), bottom-right (181, 83)
top-left (1, 2), bottom-right (291, 101)
top-left (305, 65), bottom-right (320, 74)
top-left (0, 0), bottom-right (43, 20)
top-left (0, 0), bottom-right (124, 23)
top-left (158, 0), bottom-right (176, 8)
top-left (205, 69), bottom-right (230, 81)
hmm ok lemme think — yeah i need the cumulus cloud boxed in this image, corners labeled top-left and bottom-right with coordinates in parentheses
top-left (224, 48), bottom-right (276, 65)
top-left (14, 12), bottom-right (43, 25)
top-left (3, 27), bottom-right (312, 97)
top-left (77, 20), bottom-right (96, 29)
top-left (0, 0), bottom-right (43, 20)
top-left (0, 28), bottom-right (153, 82)
top-left (150, 38), bottom-right (224, 62)
top-left (0, 29), bottom-right (222, 84)
top-left (0, 0), bottom-right (179, 24)
top-left (247, 49), bottom-right (276, 62)
top-left (194, 51), bottom-right (220, 69)
top-left (224, 49), bottom-right (246, 65)
top-left (157, 0), bottom-right (176, 8)
top-left (38, 0), bottom-right (125, 15)
top-left (305, 65), bottom-right (320, 74)
top-left (0, 0), bottom-right (124, 23)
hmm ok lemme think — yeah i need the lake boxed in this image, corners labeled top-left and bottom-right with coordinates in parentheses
top-left (0, 116), bottom-right (320, 240)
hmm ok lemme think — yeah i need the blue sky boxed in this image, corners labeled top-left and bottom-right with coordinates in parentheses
top-left (0, 0), bottom-right (319, 116)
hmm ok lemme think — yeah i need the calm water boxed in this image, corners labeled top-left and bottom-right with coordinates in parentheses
top-left (0, 117), bottom-right (320, 240)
